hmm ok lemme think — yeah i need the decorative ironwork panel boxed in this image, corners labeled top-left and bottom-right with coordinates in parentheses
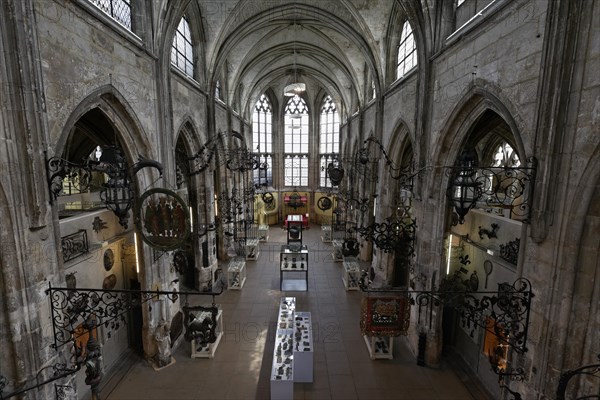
top-left (46, 285), bottom-right (222, 350)
top-left (46, 157), bottom-right (93, 199)
top-left (61, 230), bottom-right (89, 263)
top-left (356, 217), bottom-right (417, 254)
top-left (445, 160), bottom-right (536, 223)
top-left (500, 238), bottom-right (520, 265)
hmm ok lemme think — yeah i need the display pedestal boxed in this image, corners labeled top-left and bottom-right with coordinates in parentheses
top-left (342, 257), bottom-right (360, 290)
top-left (227, 257), bottom-right (246, 290)
top-left (270, 297), bottom-right (313, 400)
top-left (332, 239), bottom-right (344, 262)
top-left (321, 225), bottom-right (331, 242)
top-left (245, 238), bottom-right (260, 260)
top-left (280, 245), bottom-right (309, 291)
top-left (293, 312), bottom-right (313, 382)
top-left (190, 309), bottom-right (223, 359)
top-left (258, 224), bottom-right (269, 242)
top-left (363, 335), bottom-right (394, 360)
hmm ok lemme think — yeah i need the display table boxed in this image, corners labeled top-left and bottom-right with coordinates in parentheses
top-left (284, 214), bottom-right (308, 228)
top-left (271, 297), bottom-right (313, 400)
top-left (293, 311), bottom-right (313, 382)
top-left (280, 245), bottom-right (308, 291)
top-left (342, 257), bottom-right (360, 290)
top-left (227, 257), bottom-right (246, 290)
top-left (190, 307), bottom-right (223, 359)
top-left (245, 238), bottom-right (260, 260)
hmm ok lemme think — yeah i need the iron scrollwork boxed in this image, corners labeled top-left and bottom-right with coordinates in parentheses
top-left (356, 217), bottom-right (417, 254)
top-left (46, 284), bottom-right (222, 349)
top-left (61, 230), bottom-right (89, 263)
top-left (359, 275), bottom-right (533, 391)
top-left (445, 158), bottom-right (537, 223)
top-left (46, 148), bottom-right (163, 229)
top-left (500, 238), bottom-right (520, 265)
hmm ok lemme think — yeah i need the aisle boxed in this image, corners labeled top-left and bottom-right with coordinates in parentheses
top-left (103, 224), bottom-right (479, 400)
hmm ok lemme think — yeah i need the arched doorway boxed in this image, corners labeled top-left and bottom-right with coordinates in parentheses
top-left (53, 104), bottom-right (153, 395)
top-left (440, 108), bottom-right (532, 396)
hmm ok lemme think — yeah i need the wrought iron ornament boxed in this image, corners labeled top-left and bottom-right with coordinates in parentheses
top-left (46, 147), bottom-right (164, 229)
top-left (500, 238), bottom-right (520, 265)
top-left (136, 188), bottom-right (191, 251)
top-left (61, 230), bottom-right (89, 263)
top-left (46, 284), bottom-right (221, 349)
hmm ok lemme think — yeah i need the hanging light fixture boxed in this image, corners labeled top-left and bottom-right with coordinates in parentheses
top-left (283, 10), bottom-right (305, 97)
top-left (447, 146), bottom-right (483, 224)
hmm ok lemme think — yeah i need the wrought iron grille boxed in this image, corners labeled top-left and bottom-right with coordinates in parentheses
top-left (61, 230), bottom-right (89, 263)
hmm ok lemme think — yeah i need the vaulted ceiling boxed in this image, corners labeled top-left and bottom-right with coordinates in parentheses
top-left (163, 0), bottom-right (404, 119)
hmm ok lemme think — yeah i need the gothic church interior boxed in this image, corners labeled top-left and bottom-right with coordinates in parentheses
top-left (0, 0), bottom-right (599, 399)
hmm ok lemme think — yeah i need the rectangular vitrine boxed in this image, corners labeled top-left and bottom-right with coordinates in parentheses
top-left (280, 245), bottom-right (309, 291)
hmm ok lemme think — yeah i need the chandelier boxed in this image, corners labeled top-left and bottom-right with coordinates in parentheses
top-left (283, 12), bottom-right (305, 97)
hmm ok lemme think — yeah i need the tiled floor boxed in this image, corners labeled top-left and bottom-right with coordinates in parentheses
top-left (103, 225), bottom-right (480, 400)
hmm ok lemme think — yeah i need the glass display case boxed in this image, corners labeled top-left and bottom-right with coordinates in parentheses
top-left (227, 256), bottom-right (246, 290)
top-left (245, 238), bottom-right (260, 260)
top-left (258, 224), bottom-right (269, 242)
top-left (332, 239), bottom-right (344, 262)
top-left (270, 298), bottom-right (313, 400)
top-left (342, 257), bottom-right (360, 290)
top-left (280, 245), bottom-right (309, 291)
top-left (321, 225), bottom-right (332, 242)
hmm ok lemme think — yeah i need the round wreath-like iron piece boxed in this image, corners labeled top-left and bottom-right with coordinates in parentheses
top-left (317, 196), bottom-right (332, 211)
top-left (262, 191), bottom-right (274, 204)
top-left (136, 188), bottom-right (191, 251)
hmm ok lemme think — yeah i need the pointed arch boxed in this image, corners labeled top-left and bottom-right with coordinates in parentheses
top-left (54, 85), bottom-right (154, 165)
top-left (158, 0), bottom-right (206, 85)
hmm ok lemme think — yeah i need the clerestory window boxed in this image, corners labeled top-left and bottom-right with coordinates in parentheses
top-left (89, 0), bottom-right (132, 30)
top-left (171, 15), bottom-right (194, 78)
top-left (396, 21), bottom-right (417, 80)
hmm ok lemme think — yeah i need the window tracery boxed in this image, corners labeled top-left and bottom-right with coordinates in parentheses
top-left (284, 95), bottom-right (309, 187)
